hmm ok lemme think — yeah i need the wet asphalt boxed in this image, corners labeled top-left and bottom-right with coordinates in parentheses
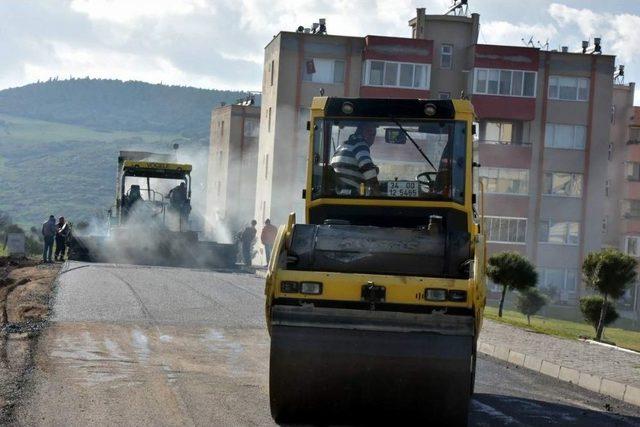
top-left (13, 262), bottom-right (640, 426)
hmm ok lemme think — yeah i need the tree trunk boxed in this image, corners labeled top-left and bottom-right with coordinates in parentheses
top-left (527, 314), bottom-right (531, 325)
top-left (498, 285), bottom-right (508, 317)
top-left (595, 294), bottom-right (608, 341)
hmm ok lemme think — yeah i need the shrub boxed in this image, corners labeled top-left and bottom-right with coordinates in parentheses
top-left (579, 296), bottom-right (619, 335)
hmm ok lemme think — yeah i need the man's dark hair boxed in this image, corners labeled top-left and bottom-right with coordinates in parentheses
top-left (265, 219), bottom-right (271, 224)
top-left (251, 220), bottom-right (257, 226)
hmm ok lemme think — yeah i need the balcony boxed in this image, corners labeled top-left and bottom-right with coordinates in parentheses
top-left (477, 139), bottom-right (532, 146)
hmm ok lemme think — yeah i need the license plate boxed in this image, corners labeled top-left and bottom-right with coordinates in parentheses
top-left (387, 181), bottom-right (419, 197)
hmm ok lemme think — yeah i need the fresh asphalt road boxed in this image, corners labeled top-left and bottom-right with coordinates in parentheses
top-left (15, 262), bottom-right (640, 426)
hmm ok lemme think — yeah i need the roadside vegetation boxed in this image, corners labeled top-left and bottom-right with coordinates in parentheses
top-left (484, 306), bottom-right (640, 352)
top-left (486, 249), bottom-right (640, 350)
top-left (580, 248), bottom-right (637, 341)
top-left (486, 252), bottom-right (538, 317)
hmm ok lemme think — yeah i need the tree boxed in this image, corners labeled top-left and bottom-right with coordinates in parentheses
top-left (582, 248), bottom-right (636, 341)
top-left (579, 296), bottom-right (619, 336)
top-left (516, 288), bottom-right (547, 325)
top-left (487, 252), bottom-right (538, 317)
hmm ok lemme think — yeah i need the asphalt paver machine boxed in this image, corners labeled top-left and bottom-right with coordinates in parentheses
top-left (68, 151), bottom-right (235, 268)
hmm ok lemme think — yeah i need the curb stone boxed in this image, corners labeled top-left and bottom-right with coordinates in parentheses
top-left (625, 386), bottom-right (640, 407)
top-left (477, 344), bottom-right (639, 407)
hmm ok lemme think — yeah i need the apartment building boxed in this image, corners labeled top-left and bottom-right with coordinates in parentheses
top-left (205, 103), bottom-right (260, 237)
top-left (604, 89), bottom-right (640, 319)
top-left (241, 6), bottom-right (637, 313)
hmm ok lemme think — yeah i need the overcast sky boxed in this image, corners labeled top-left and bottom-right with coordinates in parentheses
top-left (1, 0), bottom-right (639, 101)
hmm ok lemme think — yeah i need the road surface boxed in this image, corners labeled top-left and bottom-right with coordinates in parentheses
top-left (14, 262), bottom-right (640, 426)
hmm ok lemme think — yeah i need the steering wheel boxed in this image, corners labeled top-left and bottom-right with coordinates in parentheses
top-left (416, 171), bottom-right (437, 186)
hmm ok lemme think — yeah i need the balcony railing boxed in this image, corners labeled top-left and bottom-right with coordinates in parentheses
top-left (476, 139), bottom-right (532, 146)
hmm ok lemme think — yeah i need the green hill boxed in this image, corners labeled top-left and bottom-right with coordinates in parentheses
top-left (0, 79), bottom-right (257, 227)
top-left (0, 113), bottom-right (184, 226)
top-left (0, 78), bottom-right (255, 141)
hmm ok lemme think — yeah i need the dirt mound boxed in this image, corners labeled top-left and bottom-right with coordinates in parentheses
top-left (1, 263), bottom-right (59, 324)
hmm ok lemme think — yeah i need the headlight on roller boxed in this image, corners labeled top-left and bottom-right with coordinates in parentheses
top-left (300, 282), bottom-right (323, 295)
top-left (448, 290), bottom-right (467, 302)
top-left (280, 281), bottom-right (300, 293)
top-left (425, 288), bottom-right (447, 301)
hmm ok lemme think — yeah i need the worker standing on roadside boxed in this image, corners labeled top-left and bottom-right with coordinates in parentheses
top-left (241, 220), bottom-right (257, 266)
top-left (261, 219), bottom-right (277, 264)
top-left (54, 216), bottom-right (69, 261)
top-left (41, 215), bottom-right (56, 263)
top-left (168, 182), bottom-right (190, 230)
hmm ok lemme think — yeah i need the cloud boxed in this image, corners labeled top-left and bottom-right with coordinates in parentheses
top-left (479, 21), bottom-right (558, 47)
top-left (548, 3), bottom-right (640, 64)
top-left (1, 0), bottom-right (639, 99)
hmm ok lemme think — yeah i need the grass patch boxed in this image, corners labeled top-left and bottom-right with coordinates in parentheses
top-left (484, 306), bottom-right (640, 353)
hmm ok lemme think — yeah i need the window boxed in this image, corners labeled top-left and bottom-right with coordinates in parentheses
top-left (480, 167), bottom-right (529, 194)
top-left (363, 60), bottom-right (430, 89)
top-left (439, 92), bottom-right (451, 100)
top-left (369, 61), bottom-right (384, 85)
top-left (485, 216), bottom-right (527, 244)
top-left (543, 172), bottom-right (583, 197)
top-left (626, 162), bottom-right (640, 181)
top-left (399, 63), bottom-right (413, 87)
top-left (220, 120), bottom-right (224, 137)
top-left (539, 221), bottom-right (579, 245)
top-left (605, 179), bottom-right (611, 197)
top-left (484, 122), bottom-right (513, 144)
top-left (624, 200), bottom-right (640, 218)
top-left (244, 118), bottom-right (259, 138)
top-left (625, 236), bottom-right (640, 257)
top-left (267, 107), bottom-right (272, 132)
top-left (473, 68), bottom-right (536, 97)
top-left (548, 76), bottom-right (589, 101)
top-left (499, 70), bottom-right (512, 95)
top-left (440, 44), bottom-right (453, 69)
top-left (270, 60), bottom-right (274, 86)
top-left (539, 268), bottom-right (577, 303)
top-left (333, 60), bottom-right (345, 84)
top-left (264, 154), bottom-right (269, 180)
top-left (629, 127), bottom-right (640, 143)
top-left (303, 58), bottom-right (345, 84)
top-left (545, 123), bottom-right (586, 149)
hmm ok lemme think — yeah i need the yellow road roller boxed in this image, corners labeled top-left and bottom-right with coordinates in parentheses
top-left (265, 97), bottom-right (486, 425)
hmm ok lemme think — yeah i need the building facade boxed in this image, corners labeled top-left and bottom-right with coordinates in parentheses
top-left (205, 103), bottom-right (260, 240)
top-left (604, 89), bottom-right (639, 319)
top-left (221, 6), bottom-right (638, 314)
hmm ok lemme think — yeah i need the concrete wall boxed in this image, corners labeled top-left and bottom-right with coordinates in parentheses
top-left (254, 32), bottom-right (363, 227)
top-left (206, 104), bottom-right (260, 236)
top-left (415, 13), bottom-right (479, 97)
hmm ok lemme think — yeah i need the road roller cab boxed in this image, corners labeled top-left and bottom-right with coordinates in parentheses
top-left (265, 97), bottom-right (486, 425)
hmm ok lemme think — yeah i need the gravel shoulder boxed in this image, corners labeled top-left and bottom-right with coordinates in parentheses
top-left (0, 257), bottom-right (61, 423)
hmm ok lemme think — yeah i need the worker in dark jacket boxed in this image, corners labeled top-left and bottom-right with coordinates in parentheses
top-left (55, 216), bottom-right (69, 261)
top-left (41, 215), bottom-right (56, 263)
top-left (241, 220), bottom-right (257, 266)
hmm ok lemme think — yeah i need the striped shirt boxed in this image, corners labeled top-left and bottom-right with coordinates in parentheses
top-left (330, 134), bottom-right (378, 190)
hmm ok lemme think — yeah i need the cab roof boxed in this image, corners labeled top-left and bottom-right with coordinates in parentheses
top-left (310, 97), bottom-right (474, 119)
top-left (122, 160), bottom-right (192, 180)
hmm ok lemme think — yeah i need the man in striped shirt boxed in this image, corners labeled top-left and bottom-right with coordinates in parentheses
top-left (330, 123), bottom-right (379, 193)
